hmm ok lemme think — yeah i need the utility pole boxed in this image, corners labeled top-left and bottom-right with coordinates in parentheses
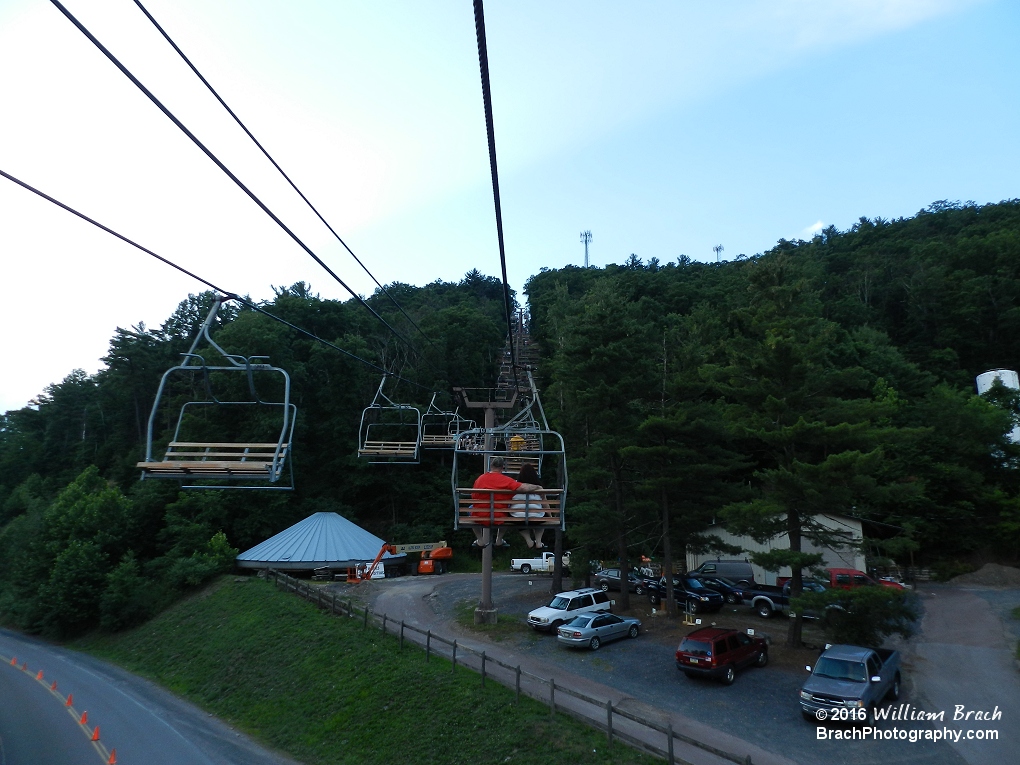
top-left (713, 244), bottom-right (724, 263)
top-left (580, 230), bottom-right (592, 268)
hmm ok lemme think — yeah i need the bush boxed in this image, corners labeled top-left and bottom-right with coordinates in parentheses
top-left (793, 586), bottom-right (919, 648)
top-left (100, 552), bottom-right (153, 631)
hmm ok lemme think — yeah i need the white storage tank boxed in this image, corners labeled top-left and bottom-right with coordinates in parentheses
top-left (976, 369), bottom-right (1020, 443)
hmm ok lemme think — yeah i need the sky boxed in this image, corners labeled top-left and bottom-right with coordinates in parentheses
top-left (1, 0), bottom-right (1018, 414)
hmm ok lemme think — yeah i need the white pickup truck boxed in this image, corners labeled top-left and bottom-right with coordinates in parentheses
top-left (510, 551), bottom-right (570, 574)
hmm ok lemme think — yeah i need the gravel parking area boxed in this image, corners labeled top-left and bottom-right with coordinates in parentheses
top-left (358, 572), bottom-right (975, 765)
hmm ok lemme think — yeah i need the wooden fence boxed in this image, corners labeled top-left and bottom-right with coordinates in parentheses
top-left (268, 570), bottom-right (753, 765)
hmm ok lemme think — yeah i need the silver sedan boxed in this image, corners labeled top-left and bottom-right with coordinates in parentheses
top-left (556, 612), bottom-right (642, 650)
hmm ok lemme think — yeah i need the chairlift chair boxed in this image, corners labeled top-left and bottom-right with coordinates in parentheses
top-left (420, 395), bottom-right (476, 449)
top-left (357, 376), bottom-right (422, 464)
top-left (136, 297), bottom-right (297, 490)
top-left (451, 426), bottom-right (567, 532)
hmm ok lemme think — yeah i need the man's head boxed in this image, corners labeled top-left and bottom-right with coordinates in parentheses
top-left (489, 456), bottom-right (506, 471)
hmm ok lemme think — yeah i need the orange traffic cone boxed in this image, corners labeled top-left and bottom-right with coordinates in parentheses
top-left (8, 657), bottom-right (15, 665)
top-left (66, 693), bottom-right (74, 707)
top-left (36, 670), bottom-right (43, 680)
top-left (20, 662), bottom-right (27, 670)
top-left (50, 681), bottom-right (57, 691)
top-left (108, 749), bottom-right (117, 764)
top-left (91, 726), bottom-right (100, 741)
top-left (79, 711), bottom-right (88, 725)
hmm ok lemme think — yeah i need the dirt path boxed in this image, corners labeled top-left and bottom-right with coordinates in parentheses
top-left (907, 585), bottom-right (1019, 765)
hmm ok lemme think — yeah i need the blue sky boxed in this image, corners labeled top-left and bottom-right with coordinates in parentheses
top-left (1, 0), bottom-right (1017, 413)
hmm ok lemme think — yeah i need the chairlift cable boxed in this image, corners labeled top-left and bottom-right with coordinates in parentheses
top-left (130, 0), bottom-right (441, 356)
top-left (0, 167), bottom-right (432, 393)
top-left (472, 0), bottom-right (521, 393)
top-left (48, 0), bottom-right (436, 373)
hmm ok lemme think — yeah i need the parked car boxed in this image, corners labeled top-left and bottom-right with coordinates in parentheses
top-left (744, 580), bottom-right (827, 618)
top-left (688, 560), bottom-right (756, 587)
top-left (556, 612), bottom-right (641, 650)
top-left (675, 627), bottom-right (768, 685)
top-left (799, 645), bottom-right (901, 723)
top-left (595, 568), bottom-right (648, 594)
top-left (646, 577), bottom-right (725, 613)
top-left (527, 587), bottom-right (612, 632)
top-left (689, 574), bottom-right (745, 604)
top-left (511, 551), bottom-right (571, 574)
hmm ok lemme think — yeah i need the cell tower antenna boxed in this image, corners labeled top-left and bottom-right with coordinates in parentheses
top-left (580, 230), bottom-right (592, 267)
top-left (713, 244), bottom-right (724, 263)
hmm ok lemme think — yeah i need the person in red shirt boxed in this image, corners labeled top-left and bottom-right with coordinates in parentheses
top-left (471, 457), bottom-right (542, 547)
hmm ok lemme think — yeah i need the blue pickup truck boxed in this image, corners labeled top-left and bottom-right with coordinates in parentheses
top-left (799, 645), bottom-right (901, 724)
top-left (744, 580), bottom-right (826, 618)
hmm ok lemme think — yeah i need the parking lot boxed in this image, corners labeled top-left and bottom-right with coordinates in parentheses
top-left (372, 573), bottom-right (977, 765)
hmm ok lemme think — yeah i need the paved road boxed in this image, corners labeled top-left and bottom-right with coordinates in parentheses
top-left (908, 585), bottom-right (1019, 765)
top-left (363, 573), bottom-right (1005, 765)
top-left (0, 629), bottom-right (302, 765)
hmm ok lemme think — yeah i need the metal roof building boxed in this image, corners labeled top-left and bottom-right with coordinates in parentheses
top-left (235, 511), bottom-right (404, 571)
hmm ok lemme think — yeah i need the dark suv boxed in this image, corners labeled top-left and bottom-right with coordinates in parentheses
top-left (675, 627), bottom-right (768, 684)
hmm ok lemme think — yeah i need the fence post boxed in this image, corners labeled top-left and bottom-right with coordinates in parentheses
top-left (331, 592), bottom-right (337, 615)
top-left (400, 621), bottom-right (404, 650)
top-left (667, 721), bottom-right (674, 764)
top-left (744, 757), bottom-right (752, 765)
top-left (348, 598), bottom-right (353, 617)
top-left (382, 614), bottom-right (387, 636)
top-left (549, 678), bottom-right (555, 717)
top-left (515, 666), bottom-right (521, 702)
top-left (607, 699), bottom-right (613, 745)
top-left (426, 631), bottom-right (431, 662)
top-left (452, 640), bottom-right (457, 672)
top-left (363, 606), bottom-right (368, 629)
top-left (481, 652), bottom-right (486, 688)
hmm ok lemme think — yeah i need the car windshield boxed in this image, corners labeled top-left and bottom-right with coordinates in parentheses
top-left (685, 578), bottom-right (707, 590)
top-left (714, 576), bottom-right (737, 586)
top-left (814, 657), bottom-right (867, 682)
top-left (679, 638), bottom-right (712, 656)
top-left (548, 597), bottom-right (569, 610)
top-left (565, 616), bottom-right (592, 628)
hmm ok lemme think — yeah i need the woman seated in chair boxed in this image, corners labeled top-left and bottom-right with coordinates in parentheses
top-left (509, 464), bottom-right (548, 549)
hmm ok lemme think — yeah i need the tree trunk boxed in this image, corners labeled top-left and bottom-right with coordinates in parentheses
top-left (612, 455), bottom-right (629, 610)
top-left (662, 487), bottom-right (676, 617)
top-left (786, 510), bottom-right (804, 648)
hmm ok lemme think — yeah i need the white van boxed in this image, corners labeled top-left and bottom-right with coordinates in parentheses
top-left (527, 587), bottom-right (612, 632)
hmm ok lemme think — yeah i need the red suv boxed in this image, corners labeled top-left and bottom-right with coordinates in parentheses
top-left (675, 627), bottom-right (768, 685)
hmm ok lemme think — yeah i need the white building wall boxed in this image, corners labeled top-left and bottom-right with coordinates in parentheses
top-left (687, 514), bottom-right (867, 585)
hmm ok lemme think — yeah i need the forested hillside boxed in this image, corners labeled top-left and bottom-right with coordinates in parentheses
top-left (0, 271), bottom-right (511, 636)
top-left (2, 200), bottom-right (1019, 638)
top-left (526, 200), bottom-right (1020, 581)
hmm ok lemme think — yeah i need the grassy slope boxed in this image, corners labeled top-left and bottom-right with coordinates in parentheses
top-left (75, 577), bottom-right (651, 765)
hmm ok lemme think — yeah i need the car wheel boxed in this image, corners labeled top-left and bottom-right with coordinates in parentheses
top-left (867, 704), bottom-right (879, 726)
top-left (688, 600), bottom-right (701, 614)
top-left (756, 602), bottom-right (773, 619)
top-left (721, 666), bottom-right (736, 685)
top-left (590, 636), bottom-right (601, 650)
top-left (549, 621), bottom-right (562, 634)
top-left (600, 582), bottom-right (610, 592)
top-left (635, 584), bottom-right (644, 595)
top-left (725, 593), bottom-right (739, 604)
top-left (737, 580), bottom-right (752, 588)
top-left (520, 564), bottom-right (532, 574)
top-left (886, 674), bottom-right (901, 701)
top-left (628, 624), bottom-right (639, 639)
top-left (755, 649), bottom-right (768, 667)
top-left (802, 710), bottom-right (817, 722)
top-left (648, 592), bottom-right (661, 606)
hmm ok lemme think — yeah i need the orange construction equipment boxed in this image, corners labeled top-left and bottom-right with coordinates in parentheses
top-left (347, 541), bottom-right (453, 582)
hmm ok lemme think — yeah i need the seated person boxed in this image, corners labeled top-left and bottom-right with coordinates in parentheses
top-left (509, 463), bottom-right (548, 549)
top-left (471, 456), bottom-right (541, 547)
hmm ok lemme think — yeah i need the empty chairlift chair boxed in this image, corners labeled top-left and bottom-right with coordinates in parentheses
top-left (357, 376), bottom-right (423, 463)
top-left (136, 297), bottom-right (297, 489)
top-left (420, 395), bottom-right (475, 449)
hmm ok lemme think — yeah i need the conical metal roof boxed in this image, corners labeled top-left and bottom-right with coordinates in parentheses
top-left (236, 511), bottom-right (404, 570)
